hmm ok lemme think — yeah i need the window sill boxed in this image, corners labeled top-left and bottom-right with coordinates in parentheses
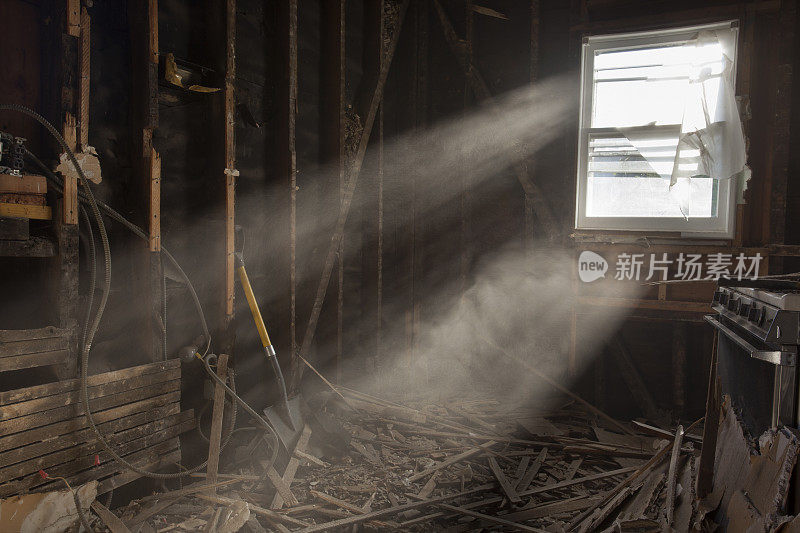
top-left (570, 230), bottom-right (733, 247)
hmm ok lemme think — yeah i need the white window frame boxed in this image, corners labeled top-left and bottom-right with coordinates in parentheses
top-left (575, 21), bottom-right (740, 238)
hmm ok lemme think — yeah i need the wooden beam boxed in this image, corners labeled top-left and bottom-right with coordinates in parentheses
top-left (609, 336), bottom-right (659, 420)
top-left (567, 418), bottom-right (702, 531)
top-left (148, 149), bottom-right (161, 252)
top-left (409, 0), bottom-right (428, 392)
top-left (569, 1), bottom-right (779, 33)
top-left (60, 1), bottom-right (80, 228)
top-left (145, 0), bottom-right (160, 253)
top-left (697, 333), bottom-right (720, 498)
top-left (358, 0), bottom-right (385, 379)
top-left (291, 1), bottom-right (410, 390)
top-left (524, 0), bottom-right (540, 249)
top-left (0, 237), bottom-right (55, 257)
top-left (461, 0), bottom-right (473, 288)
top-left (278, 0), bottom-right (299, 358)
top-left (407, 441), bottom-right (497, 483)
top-left (578, 296), bottom-right (711, 314)
top-left (515, 447), bottom-right (546, 492)
top-left (664, 425), bottom-right (685, 526)
top-left (264, 465), bottom-right (299, 506)
top-left (319, 0), bottom-right (346, 383)
top-left (487, 457), bottom-right (522, 503)
top-left (436, 503), bottom-right (545, 532)
top-left (0, 203), bottom-right (52, 220)
top-left (488, 339), bottom-right (634, 435)
top-left (78, 7), bottom-right (90, 149)
top-left (672, 323), bottom-right (687, 414)
top-left (432, 0), bottom-right (559, 242)
top-left (205, 353), bottom-right (228, 494)
top-left (91, 501), bottom-right (132, 533)
top-left (61, 115), bottom-right (78, 225)
top-left (768, 0), bottom-right (796, 247)
top-left (295, 484), bottom-right (496, 533)
top-left (270, 425), bottom-right (312, 509)
top-left (290, 0), bottom-right (298, 356)
top-left (66, 0), bottom-right (80, 37)
top-left (129, 0), bottom-right (162, 361)
top-left (223, 0), bottom-right (236, 353)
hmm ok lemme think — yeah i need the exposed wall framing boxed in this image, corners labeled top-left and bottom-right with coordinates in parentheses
top-left (319, 0), bottom-right (346, 383)
top-left (129, 0), bottom-right (163, 362)
top-left (290, 0), bottom-right (410, 391)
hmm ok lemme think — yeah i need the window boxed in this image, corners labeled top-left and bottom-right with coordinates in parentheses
top-left (575, 22), bottom-right (743, 237)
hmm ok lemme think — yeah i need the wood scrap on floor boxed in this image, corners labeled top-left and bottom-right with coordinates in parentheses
top-left (698, 395), bottom-right (800, 531)
top-left (87, 388), bottom-right (708, 532)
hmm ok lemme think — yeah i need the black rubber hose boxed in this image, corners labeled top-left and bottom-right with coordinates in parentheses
top-left (24, 149), bottom-right (212, 357)
top-left (161, 258), bottom-right (167, 360)
top-left (197, 370), bottom-right (239, 450)
top-left (8, 104), bottom-right (279, 479)
top-left (71, 483), bottom-right (94, 532)
top-left (26, 142), bottom-right (277, 478)
top-left (198, 354), bottom-right (279, 454)
top-left (28, 144), bottom-right (278, 479)
top-left (78, 204), bottom-right (96, 352)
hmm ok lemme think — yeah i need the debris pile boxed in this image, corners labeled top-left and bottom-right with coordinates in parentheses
top-left (74, 385), bottom-right (717, 532)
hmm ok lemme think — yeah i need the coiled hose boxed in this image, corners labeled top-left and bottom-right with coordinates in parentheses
top-left (3, 104), bottom-right (279, 482)
top-left (78, 204), bottom-right (96, 351)
top-left (25, 135), bottom-right (277, 480)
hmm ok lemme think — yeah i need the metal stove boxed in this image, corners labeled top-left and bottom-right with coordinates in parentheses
top-left (707, 280), bottom-right (800, 435)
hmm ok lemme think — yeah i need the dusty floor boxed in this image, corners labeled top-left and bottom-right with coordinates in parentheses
top-left (104, 388), bottom-right (703, 532)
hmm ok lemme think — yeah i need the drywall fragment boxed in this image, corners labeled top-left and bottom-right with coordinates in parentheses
top-left (0, 480), bottom-right (97, 533)
top-left (56, 146), bottom-right (102, 184)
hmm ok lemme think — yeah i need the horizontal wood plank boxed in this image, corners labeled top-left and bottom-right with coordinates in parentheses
top-left (0, 391), bottom-right (180, 453)
top-left (1, 366), bottom-right (180, 421)
top-left (577, 296), bottom-right (711, 314)
top-left (27, 438), bottom-right (181, 497)
top-left (0, 402), bottom-right (181, 470)
top-left (0, 336), bottom-right (68, 357)
top-left (0, 237), bottom-right (56, 258)
top-left (0, 350), bottom-right (68, 372)
top-left (0, 359), bottom-right (188, 499)
top-left (0, 326), bottom-right (69, 343)
top-left (35, 432), bottom-right (187, 493)
top-left (0, 202), bottom-right (52, 220)
top-left (0, 379), bottom-right (181, 437)
top-left (0, 174), bottom-right (47, 194)
top-left (0, 411), bottom-right (193, 485)
top-left (0, 359), bottom-right (179, 406)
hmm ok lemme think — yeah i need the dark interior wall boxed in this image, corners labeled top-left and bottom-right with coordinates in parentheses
top-left (3, 0), bottom-right (800, 420)
top-left (0, 0), bottom-right (50, 332)
top-left (535, 0), bottom-right (799, 419)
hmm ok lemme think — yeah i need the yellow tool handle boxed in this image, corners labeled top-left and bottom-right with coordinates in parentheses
top-left (237, 265), bottom-right (273, 349)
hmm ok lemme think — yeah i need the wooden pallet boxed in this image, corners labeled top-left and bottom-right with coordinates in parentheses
top-left (0, 326), bottom-right (72, 372)
top-left (0, 359), bottom-right (193, 497)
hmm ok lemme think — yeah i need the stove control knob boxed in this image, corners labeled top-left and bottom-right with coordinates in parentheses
top-left (739, 302), bottom-right (751, 317)
top-left (727, 297), bottom-right (740, 312)
top-left (748, 305), bottom-right (760, 322)
top-left (757, 307), bottom-right (767, 326)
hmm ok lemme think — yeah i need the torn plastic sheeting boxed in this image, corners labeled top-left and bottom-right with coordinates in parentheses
top-left (622, 28), bottom-right (749, 216)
